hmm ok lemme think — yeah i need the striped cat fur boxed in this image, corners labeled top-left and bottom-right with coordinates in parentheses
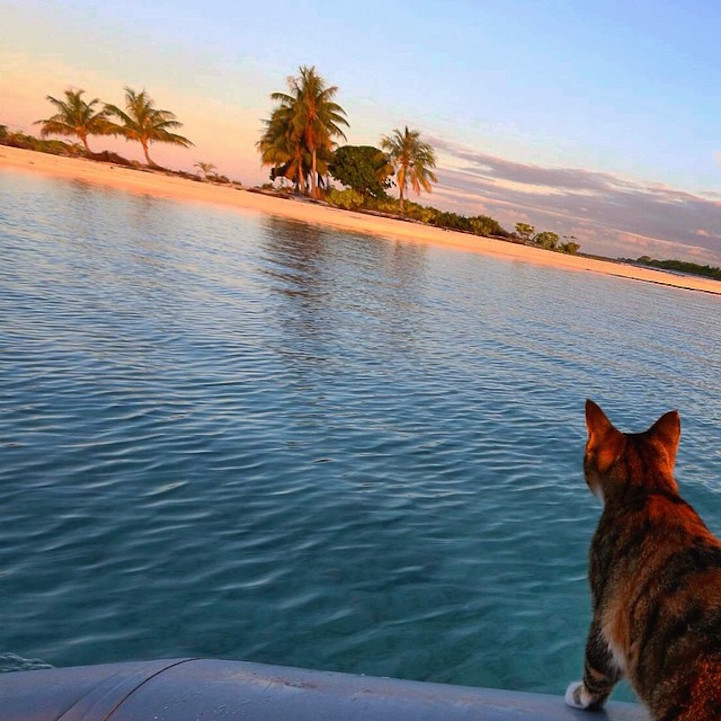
top-left (566, 400), bottom-right (721, 720)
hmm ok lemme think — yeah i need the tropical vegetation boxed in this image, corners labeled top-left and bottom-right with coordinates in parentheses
top-left (194, 161), bottom-right (218, 180)
top-left (631, 256), bottom-right (721, 281)
top-left (257, 101), bottom-right (308, 192)
top-left (35, 88), bottom-right (112, 154)
top-left (329, 145), bottom-right (393, 199)
top-left (24, 86), bottom-right (195, 170)
top-left (380, 126), bottom-right (438, 212)
top-left (514, 223), bottom-right (536, 243)
top-left (258, 65), bottom-right (348, 197)
top-left (559, 237), bottom-right (581, 254)
top-left (104, 87), bottom-right (193, 167)
top-left (0, 126), bottom-right (85, 156)
top-left (4, 68), bottom-right (592, 256)
top-left (514, 224), bottom-right (580, 254)
top-left (323, 188), bottom-right (510, 237)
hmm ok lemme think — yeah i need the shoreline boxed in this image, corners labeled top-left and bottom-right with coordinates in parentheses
top-left (2, 145), bottom-right (720, 297)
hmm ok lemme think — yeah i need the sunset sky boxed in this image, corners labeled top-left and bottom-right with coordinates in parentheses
top-left (2, 0), bottom-right (720, 263)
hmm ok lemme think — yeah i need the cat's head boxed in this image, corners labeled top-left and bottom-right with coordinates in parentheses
top-left (583, 400), bottom-right (681, 503)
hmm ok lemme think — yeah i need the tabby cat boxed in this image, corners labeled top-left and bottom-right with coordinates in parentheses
top-left (565, 400), bottom-right (721, 720)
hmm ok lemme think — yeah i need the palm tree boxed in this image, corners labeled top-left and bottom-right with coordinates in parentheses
top-left (257, 103), bottom-right (308, 193)
top-left (380, 127), bottom-right (438, 212)
top-left (104, 87), bottom-right (193, 167)
top-left (194, 161), bottom-right (218, 180)
top-left (262, 66), bottom-right (348, 197)
top-left (35, 88), bottom-right (112, 154)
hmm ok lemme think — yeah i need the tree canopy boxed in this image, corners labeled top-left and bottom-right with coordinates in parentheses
top-left (533, 231), bottom-right (559, 250)
top-left (514, 223), bottom-right (535, 242)
top-left (329, 145), bottom-right (393, 198)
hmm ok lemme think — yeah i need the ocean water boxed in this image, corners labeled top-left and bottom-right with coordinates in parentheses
top-left (1, 171), bottom-right (720, 701)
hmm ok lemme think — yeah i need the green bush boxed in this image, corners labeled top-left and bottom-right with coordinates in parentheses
top-left (432, 211), bottom-right (470, 232)
top-left (324, 185), bottom-right (514, 241)
top-left (326, 187), bottom-right (365, 210)
top-left (371, 197), bottom-right (402, 215)
top-left (515, 222), bottom-right (535, 242)
top-left (1, 130), bottom-right (82, 156)
top-left (469, 215), bottom-right (504, 237)
top-left (403, 203), bottom-right (438, 224)
top-left (559, 241), bottom-right (580, 255)
top-left (533, 231), bottom-right (559, 250)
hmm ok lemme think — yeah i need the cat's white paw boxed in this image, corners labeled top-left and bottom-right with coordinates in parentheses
top-left (565, 680), bottom-right (593, 709)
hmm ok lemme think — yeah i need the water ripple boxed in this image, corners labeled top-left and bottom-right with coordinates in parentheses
top-left (1, 172), bottom-right (720, 701)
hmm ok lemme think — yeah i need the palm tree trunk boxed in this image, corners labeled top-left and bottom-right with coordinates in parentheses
top-left (142, 139), bottom-right (156, 167)
top-left (310, 148), bottom-right (318, 198)
top-left (80, 133), bottom-right (91, 155)
top-left (397, 165), bottom-right (407, 213)
top-left (295, 149), bottom-right (306, 194)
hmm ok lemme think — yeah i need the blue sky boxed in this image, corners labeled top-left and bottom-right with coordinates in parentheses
top-left (2, 0), bottom-right (720, 262)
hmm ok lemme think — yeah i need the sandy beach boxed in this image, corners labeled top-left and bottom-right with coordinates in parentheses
top-left (2, 145), bottom-right (720, 296)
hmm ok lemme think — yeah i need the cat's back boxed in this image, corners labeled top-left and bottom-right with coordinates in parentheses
top-left (573, 401), bottom-right (721, 720)
top-left (596, 492), bottom-right (721, 721)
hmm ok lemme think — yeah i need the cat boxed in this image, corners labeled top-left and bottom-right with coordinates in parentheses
top-left (565, 400), bottom-right (721, 720)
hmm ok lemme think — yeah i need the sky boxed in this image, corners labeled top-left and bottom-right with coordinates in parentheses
top-left (2, 0), bottom-right (720, 263)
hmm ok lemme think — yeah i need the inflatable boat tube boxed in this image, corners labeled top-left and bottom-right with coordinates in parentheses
top-left (0, 657), bottom-right (647, 720)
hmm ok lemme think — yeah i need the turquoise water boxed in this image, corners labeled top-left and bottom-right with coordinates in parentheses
top-left (1, 171), bottom-right (720, 700)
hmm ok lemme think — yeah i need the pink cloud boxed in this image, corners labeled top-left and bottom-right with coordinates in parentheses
top-left (428, 139), bottom-right (721, 264)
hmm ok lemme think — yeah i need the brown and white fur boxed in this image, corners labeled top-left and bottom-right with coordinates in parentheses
top-left (566, 400), bottom-right (721, 720)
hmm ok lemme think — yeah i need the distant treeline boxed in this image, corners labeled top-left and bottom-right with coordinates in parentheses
top-left (629, 255), bottom-right (721, 281)
top-left (1, 123), bottom-right (141, 168)
top-left (323, 187), bottom-right (511, 238)
top-left (0, 124), bottom-right (85, 157)
top-left (321, 190), bottom-right (581, 253)
top-left (0, 123), bottom-right (235, 184)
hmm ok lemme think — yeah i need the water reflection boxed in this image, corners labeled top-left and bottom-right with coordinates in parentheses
top-left (260, 216), bottom-right (329, 299)
top-left (259, 216), bottom-right (429, 357)
top-left (379, 240), bottom-right (430, 348)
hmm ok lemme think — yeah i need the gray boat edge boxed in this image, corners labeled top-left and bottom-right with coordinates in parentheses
top-left (0, 657), bottom-right (648, 720)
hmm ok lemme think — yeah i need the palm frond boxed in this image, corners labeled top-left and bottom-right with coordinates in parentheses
top-left (103, 87), bottom-right (192, 164)
top-left (35, 88), bottom-right (114, 151)
top-left (259, 66), bottom-right (349, 194)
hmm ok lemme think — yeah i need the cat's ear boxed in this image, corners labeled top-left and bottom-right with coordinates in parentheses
top-left (585, 399), bottom-right (616, 443)
top-left (647, 410), bottom-right (681, 468)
